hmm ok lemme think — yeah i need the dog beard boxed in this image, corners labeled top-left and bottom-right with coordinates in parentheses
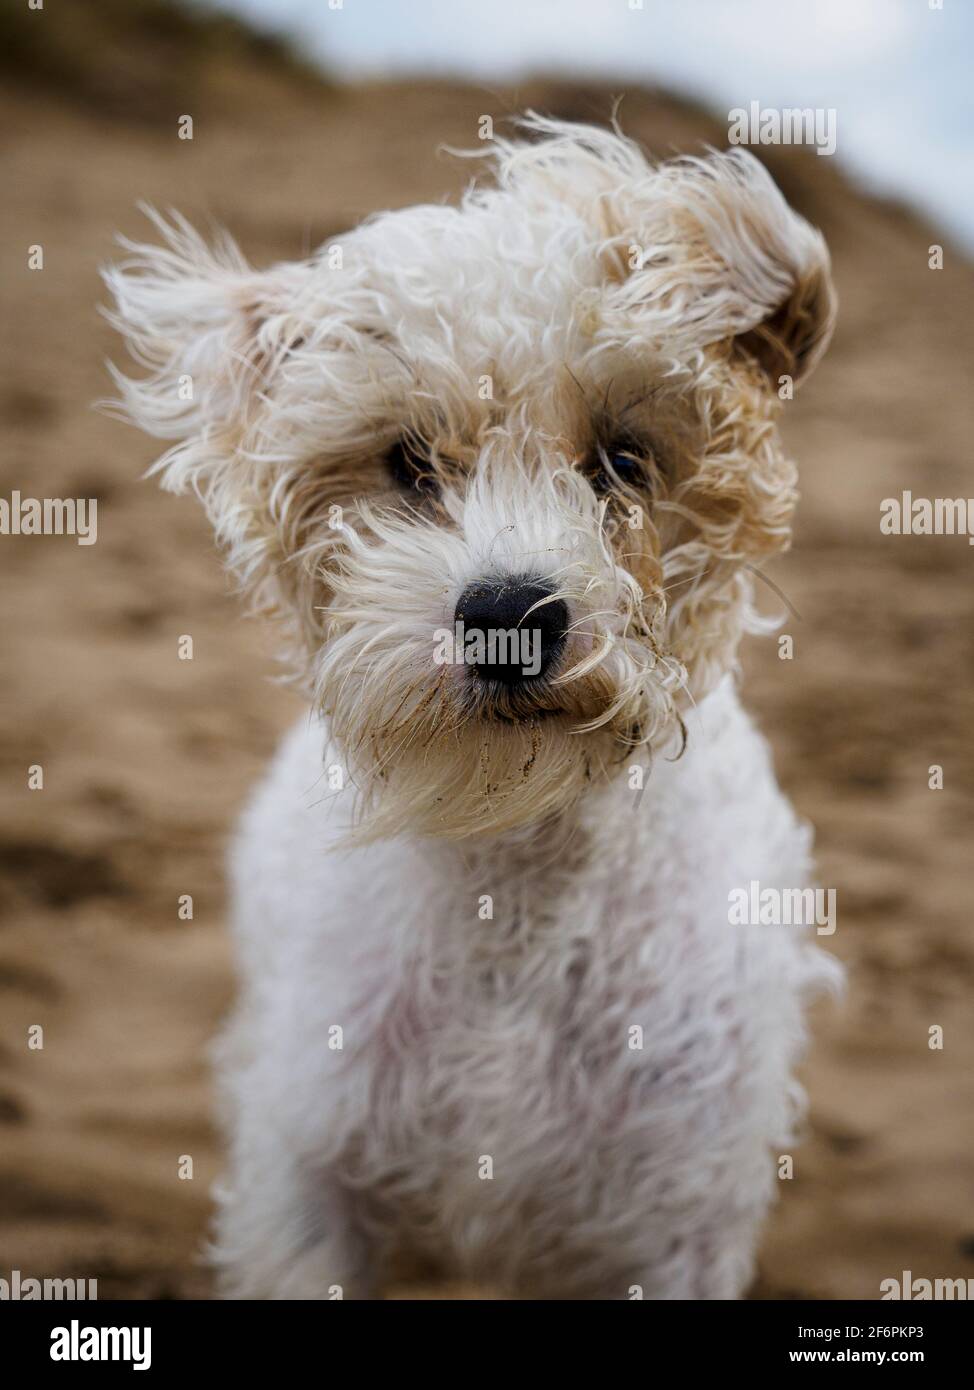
top-left (328, 698), bottom-right (621, 842)
top-left (315, 657), bottom-right (679, 842)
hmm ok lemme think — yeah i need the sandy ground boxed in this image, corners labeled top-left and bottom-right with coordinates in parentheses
top-left (1, 17), bottom-right (973, 1299)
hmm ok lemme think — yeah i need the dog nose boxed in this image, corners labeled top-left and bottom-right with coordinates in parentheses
top-left (454, 576), bottom-right (567, 685)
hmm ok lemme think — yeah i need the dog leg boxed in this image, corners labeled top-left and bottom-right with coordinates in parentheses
top-left (210, 1040), bottom-right (377, 1300)
top-left (615, 1216), bottom-right (764, 1301)
top-left (212, 1155), bottom-right (377, 1300)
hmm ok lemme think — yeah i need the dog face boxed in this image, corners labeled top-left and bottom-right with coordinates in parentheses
top-left (106, 117), bottom-right (834, 840)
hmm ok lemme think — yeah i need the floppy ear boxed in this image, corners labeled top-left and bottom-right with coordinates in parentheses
top-left (487, 120), bottom-right (834, 386)
top-left (610, 147), bottom-right (836, 387)
top-left (103, 210), bottom-right (352, 663)
top-left (102, 206), bottom-right (314, 475)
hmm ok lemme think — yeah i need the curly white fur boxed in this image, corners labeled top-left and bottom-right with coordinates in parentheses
top-left (106, 117), bottom-right (840, 1298)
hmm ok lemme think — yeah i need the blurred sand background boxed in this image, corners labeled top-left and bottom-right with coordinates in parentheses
top-left (1, 0), bottom-right (972, 1298)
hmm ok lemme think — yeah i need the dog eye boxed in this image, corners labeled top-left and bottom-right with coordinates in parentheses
top-left (386, 441), bottom-right (438, 496)
top-left (589, 448), bottom-right (645, 494)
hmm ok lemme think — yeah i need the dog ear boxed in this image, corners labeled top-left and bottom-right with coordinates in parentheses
top-left (103, 207), bottom-right (313, 467)
top-left (485, 120), bottom-right (834, 385)
top-left (103, 209), bottom-right (357, 660)
top-left (609, 147), bottom-right (836, 388)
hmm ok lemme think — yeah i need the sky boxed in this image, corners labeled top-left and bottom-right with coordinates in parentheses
top-left (197, 0), bottom-right (974, 248)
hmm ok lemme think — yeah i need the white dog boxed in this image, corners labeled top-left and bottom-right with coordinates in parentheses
top-left (106, 117), bottom-right (841, 1299)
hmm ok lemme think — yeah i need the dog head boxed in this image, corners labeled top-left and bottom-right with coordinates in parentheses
top-left (105, 117), bottom-right (834, 840)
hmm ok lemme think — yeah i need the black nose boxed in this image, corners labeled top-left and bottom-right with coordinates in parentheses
top-left (454, 576), bottom-right (567, 685)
